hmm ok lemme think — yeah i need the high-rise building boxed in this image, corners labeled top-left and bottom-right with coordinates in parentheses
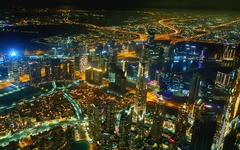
top-left (118, 110), bottom-right (131, 149)
top-left (215, 70), bottom-right (233, 88)
top-left (189, 73), bottom-right (201, 103)
top-left (74, 55), bottom-right (88, 73)
top-left (133, 44), bottom-right (149, 123)
top-left (51, 58), bottom-right (61, 81)
top-left (85, 67), bottom-right (103, 85)
top-left (79, 55), bottom-right (88, 73)
top-left (147, 29), bottom-right (155, 45)
top-left (108, 63), bottom-right (127, 93)
top-left (11, 59), bottom-right (19, 83)
top-left (222, 117), bottom-right (239, 150)
top-left (150, 104), bottom-right (165, 142)
top-left (62, 59), bottom-right (75, 80)
top-left (104, 102), bottom-right (116, 134)
top-left (0, 66), bottom-right (8, 80)
top-left (221, 44), bottom-right (237, 67)
top-left (216, 68), bottom-right (239, 149)
top-left (190, 111), bottom-right (217, 150)
top-left (74, 56), bottom-right (81, 71)
top-left (29, 61), bottom-right (42, 85)
top-left (88, 104), bottom-right (102, 147)
top-left (107, 50), bottom-right (127, 94)
top-left (175, 104), bottom-right (189, 142)
top-left (44, 63), bottom-right (52, 82)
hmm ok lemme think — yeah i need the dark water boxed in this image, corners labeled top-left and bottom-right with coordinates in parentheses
top-left (0, 83), bottom-right (54, 108)
top-left (0, 86), bottom-right (41, 106)
top-left (0, 24), bottom-right (89, 53)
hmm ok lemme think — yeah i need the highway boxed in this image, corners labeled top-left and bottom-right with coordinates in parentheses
top-left (0, 117), bottom-right (79, 147)
top-left (0, 81), bottom-right (85, 147)
top-left (49, 81), bottom-right (83, 120)
top-left (63, 91), bottom-right (82, 120)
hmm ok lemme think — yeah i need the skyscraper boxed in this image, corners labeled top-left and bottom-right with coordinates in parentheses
top-left (189, 73), bottom-right (201, 103)
top-left (29, 61), bottom-right (42, 85)
top-left (104, 102), bottom-right (116, 134)
top-left (51, 58), bottom-right (61, 81)
top-left (133, 42), bottom-right (149, 123)
top-left (216, 68), bottom-right (239, 149)
top-left (62, 59), bottom-right (75, 80)
top-left (0, 66), bottom-right (8, 80)
top-left (221, 44), bottom-right (237, 67)
top-left (190, 111), bottom-right (217, 150)
top-left (150, 104), bottom-right (165, 142)
top-left (85, 67), bottom-right (103, 85)
top-left (222, 117), bottom-right (239, 150)
top-left (118, 110), bottom-right (131, 149)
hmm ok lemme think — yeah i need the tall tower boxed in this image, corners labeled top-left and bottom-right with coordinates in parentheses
top-left (175, 103), bottom-right (189, 141)
top-left (190, 111), bottom-right (217, 150)
top-left (147, 28), bottom-right (155, 45)
top-left (50, 58), bottom-right (61, 81)
top-left (104, 102), bottom-right (116, 134)
top-left (133, 50), bottom-right (149, 123)
top-left (222, 117), bottom-right (239, 150)
top-left (29, 61), bottom-right (42, 85)
top-left (118, 110), bottom-right (131, 149)
top-left (150, 103), bottom-right (165, 142)
top-left (221, 44), bottom-right (237, 67)
top-left (88, 104), bottom-right (102, 148)
top-left (189, 73), bottom-right (201, 103)
top-left (216, 68), bottom-right (240, 149)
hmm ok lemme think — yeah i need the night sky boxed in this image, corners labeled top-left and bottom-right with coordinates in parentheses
top-left (1, 0), bottom-right (240, 10)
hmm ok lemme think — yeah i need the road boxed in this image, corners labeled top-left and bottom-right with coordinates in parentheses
top-left (0, 81), bottom-right (85, 147)
top-left (0, 117), bottom-right (79, 147)
top-left (49, 81), bottom-right (83, 120)
top-left (63, 91), bottom-right (82, 120)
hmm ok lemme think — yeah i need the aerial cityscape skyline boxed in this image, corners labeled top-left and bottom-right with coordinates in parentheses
top-left (0, 2), bottom-right (239, 150)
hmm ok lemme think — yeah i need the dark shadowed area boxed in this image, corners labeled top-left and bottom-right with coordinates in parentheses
top-left (1, 0), bottom-right (240, 10)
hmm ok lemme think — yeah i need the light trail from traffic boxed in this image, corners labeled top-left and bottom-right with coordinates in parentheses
top-left (0, 81), bottom-right (85, 147)
top-left (0, 117), bottom-right (79, 147)
top-left (63, 92), bottom-right (82, 120)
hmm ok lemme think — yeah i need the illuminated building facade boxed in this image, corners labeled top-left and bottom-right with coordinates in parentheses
top-left (133, 59), bottom-right (148, 123)
top-left (108, 63), bottom-right (127, 93)
top-left (104, 102), bottom-right (116, 135)
top-left (118, 110), bottom-right (131, 149)
top-left (222, 117), bottom-right (240, 150)
top-left (189, 73), bottom-right (201, 103)
top-left (62, 59), bottom-right (75, 80)
top-left (215, 71), bottom-right (233, 88)
top-left (29, 61), bottom-right (42, 85)
top-left (75, 55), bottom-right (88, 73)
top-left (175, 103), bottom-right (189, 142)
top-left (215, 67), bottom-right (239, 150)
top-left (51, 58), bottom-right (61, 81)
top-left (85, 67), bottom-right (103, 85)
top-left (150, 104), bottom-right (165, 143)
top-left (221, 45), bottom-right (237, 67)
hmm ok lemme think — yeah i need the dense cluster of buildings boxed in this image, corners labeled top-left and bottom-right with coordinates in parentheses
top-left (0, 24), bottom-right (239, 150)
top-left (0, 92), bottom-right (75, 138)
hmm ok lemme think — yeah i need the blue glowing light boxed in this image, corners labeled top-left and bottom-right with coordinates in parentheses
top-left (9, 49), bottom-right (18, 57)
top-left (10, 51), bottom-right (17, 56)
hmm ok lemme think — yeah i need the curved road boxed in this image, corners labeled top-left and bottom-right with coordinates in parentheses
top-left (0, 81), bottom-right (84, 147)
